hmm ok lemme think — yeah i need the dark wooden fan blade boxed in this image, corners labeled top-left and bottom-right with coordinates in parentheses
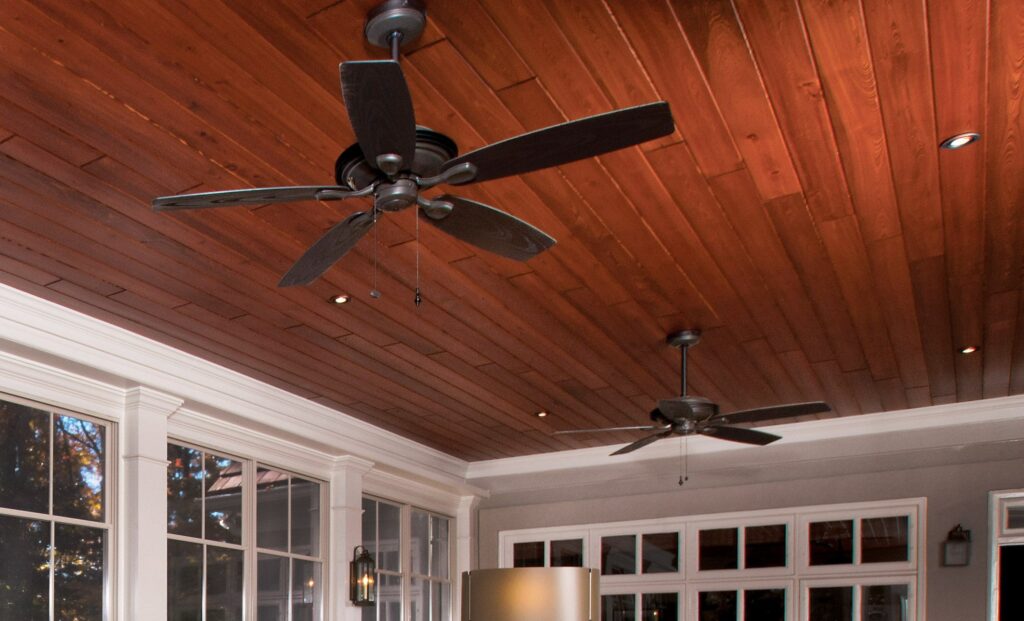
top-left (340, 61), bottom-right (417, 168)
top-left (152, 186), bottom-right (356, 211)
top-left (701, 425), bottom-right (781, 446)
top-left (278, 211), bottom-right (375, 287)
top-left (423, 195), bottom-right (555, 260)
top-left (440, 101), bottom-right (673, 184)
top-left (553, 425), bottom-right (663, 435)
top-left (611, 430), bottom-right (673, 456)
top-left (713, 401), bottom-right (831, 425)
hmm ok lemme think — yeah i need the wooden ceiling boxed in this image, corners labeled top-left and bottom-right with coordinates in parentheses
top-left (0, 0), bottom-right (1021, 461)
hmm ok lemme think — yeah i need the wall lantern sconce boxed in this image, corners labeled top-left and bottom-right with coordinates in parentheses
top-left (942, 524), bottom-right (971, 566)
top-left (350, 546), bottom-right (376, 606)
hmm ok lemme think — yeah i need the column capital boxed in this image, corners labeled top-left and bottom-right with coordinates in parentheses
top-left (331, 454), bottom-right (375, 476)
top-left (125, 386), bottom-right (184, 419)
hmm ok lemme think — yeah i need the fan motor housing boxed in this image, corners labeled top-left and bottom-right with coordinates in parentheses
top-left (335, 127), bottom-right (458, 190)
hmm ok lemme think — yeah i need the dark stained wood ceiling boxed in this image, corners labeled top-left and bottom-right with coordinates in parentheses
top-left (0, 0), bottom-right (1021, 461)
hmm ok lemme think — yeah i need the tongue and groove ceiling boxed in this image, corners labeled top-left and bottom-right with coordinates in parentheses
top-left (0, 0), bottom-right (1021, 461)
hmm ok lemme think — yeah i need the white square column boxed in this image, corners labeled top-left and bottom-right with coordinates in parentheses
top-left (330, 455), bottom-right (376, 621)
top-left (453, 494), bottom-right (481, 621)
top-left (120, 386), bottom-right (183, 621)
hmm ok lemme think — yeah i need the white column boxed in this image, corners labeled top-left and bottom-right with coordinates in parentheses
top-left (120, 386), bottom-right (183, 621)
top-left (453, 494), bottom-right (481, 621)
top-left (329, 455), bottom-right (376, 621)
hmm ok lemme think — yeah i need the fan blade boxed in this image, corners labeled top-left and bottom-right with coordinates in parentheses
top-left (153, 186), bottom-right (360, 211)
top-left (553, 425), bottom-right (664, 435)
top-left (657, 398), bottom-right (695, 420)
top-left (278, 211), bottom-right (375, 287)
top-left (611, 430), bottom-right (673, 456)
top-left (340, 61), bottom-right (417, 169)
top-left (713, 401), bottom-right (831, 425)
top-left (440, 102), bottom-right (673, 184)
top-left (422, 195), bottom-right (555, 261)
top-left (701, 425), bottom-right (781, 446)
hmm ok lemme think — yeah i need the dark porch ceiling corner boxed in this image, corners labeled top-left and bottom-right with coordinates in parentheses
top-left (0, 0), bottom-right (1020, 460)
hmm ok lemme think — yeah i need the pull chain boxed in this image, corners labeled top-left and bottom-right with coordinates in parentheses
top-left (678, 437), bottom-right (689, 486)
top-left (414, 202), bottom-right (422, 308)
top-left (370, 209), bottom-right (381, 299)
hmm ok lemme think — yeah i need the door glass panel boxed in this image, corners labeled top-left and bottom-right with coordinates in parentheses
top-left (642, 532), bottom-right (678, 573)
top-left (168, 444), bottom-right (203, 538)
top-left (54, 523), bottom-right (105, 621)
top-left (862, 584), bottom-right (908, 621)
top-left (698, 590), bottom-right (737, 621)
top-left (0, 402), bottom-right (50, 514)
top-left (257, 554), bottom-right (288, 621)
top-left (205, 454), bottom-right (243, 545)
top-left (999, 545), bottom-right (1024, 620)
top-left (207, 546), bottom-right (244, 621)
top-left (699, 528), bottom-right (738, 571)
top-left (809, 520), bottom-right (853, 565)
top-left (256, 467), bottom-right (288, 552)
top-left (167, 539), bottom-right (203, 621)
top-left (744, 589), bottom-right (785, 621)
top-left (378, 502), bottom-right (401, 572)
top-left (513, 541), bottom-right (544, 567)
top-left (602, 535), bottom-right (636, 575)
top-left (53, 414), bottom-right (105, 521)
top-left (745, 524), bottom-right (786, 568)
top-left (293, 559), bottom-right (322, 621)
top-left (808, 586), bottom-right (852, 621)
top-left (1007, 506), bottom-right (1024, 530)
top-left (642, 592), bottom-right (677, 621)
top-left (411, 510), bottom-right (430, 576)
top-left (550, 538), bottom-right (584, 567)
top-left (602, 594), bottom-right (635, 621)
top-left (291, 477), bottom-right (320, 557)
top-left (0, 515), bottom-right (49, 619)
top-left (861, 516), bottom-right (908, 563)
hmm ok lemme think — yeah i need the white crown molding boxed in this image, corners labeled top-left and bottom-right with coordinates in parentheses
top-left (0, 349), bottom-right (126, 420)
top-left (466, 394), bottom-right (1024, 480)
top-left (0, 284), bottom-right (469, 487)
top-left (363, 468), bottom-right (489, 516)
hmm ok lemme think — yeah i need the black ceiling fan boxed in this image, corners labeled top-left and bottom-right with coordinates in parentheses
top-left (152, 0), bottom-right (675, 287)
top-left (555, 330), bottom-right (832, 455)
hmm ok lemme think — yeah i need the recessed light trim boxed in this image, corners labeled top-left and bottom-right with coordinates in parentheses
top-left (535, 411), bottom-right (548, 418)
top-left (959, 345), bottom-right (978, 355)
top-left (940, 132), bottom-right (981, 150)
top-left (329, 294), bottom-right (351, 305)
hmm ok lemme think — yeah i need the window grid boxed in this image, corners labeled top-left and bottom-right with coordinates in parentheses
top-left (0, 395), bottom-right (114, 621)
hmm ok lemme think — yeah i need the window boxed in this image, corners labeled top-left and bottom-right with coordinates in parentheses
top-left (167, 442), bottom-right (325, 621)
top-left (990, 490), bottom-right (1024, 619)
top-left (362, 497), bottom-right (453, 621)
top-left (0, 396), bottom-right (113, 621)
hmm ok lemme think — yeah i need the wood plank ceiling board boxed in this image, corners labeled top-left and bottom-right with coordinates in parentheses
top-left (0, 0), bottom-right (1018, 460)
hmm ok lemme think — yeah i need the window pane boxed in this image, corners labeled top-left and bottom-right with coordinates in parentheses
top-left (601, 534), bottom-right (636, 575)
top-left (862, 584), bottom-right (908, 621)
top-left (698, 590), bottom-right (737, 621)
top-left (410, 576), bottom-right (429, 621)
top-left (257, 467), bottom-right (289, 552)
top-left (293, 559), bottom-right (322, 621)
top-left (292, 477), bottom-right (320, 557)
top-left (642, 532), bottom-right (678, 573)
top-left (861, 516), bottom-right (908, 563)
top-left (257, 554), bottom-right (288, 621)
top-left (1008, 506), bottom-right (1024, 530)
top-left (205, 454), bottom-right (243, 545)
top-left (744, 589), bottom-right (785, 621)
top-left (643, 592), bottom-right (677, 621)
top-left (513, 541), bottom-right (544, 567)
top-left (168, 539), bottom-right (203, 621)
top-left (809, 520), bottom-right (853, 565)
top-left (809, 587), bottom-right (852, 621)
top-left (602, 594), bottom-right (635, 621)
top-left (362, 498), bottom-right (378, 558)
top-left (379, 502), bottom-right (401, 572)
top-left (699, 528), bottom-right (738, 571)
top-left (168, 444), bottom-right (203, 538)
top-left (412, 510), bottom-right (430, 575)
top-left (551, 538), bottom-right (584, 567)
top-left (0, 515), bottom-right (49, 619)
top-left (379, 573), bottom-right (403, 621)
top-left (53, 415), bottom-right (105, 521)
top-left (745, 524), bottom-right (786, 568)
top-left (207, 546), bottom-right (244, 621)
top-left (431, 515), bottom-right (450, 578)
top-left (54, 523), bottom-right (105, 620)
top-left (0, 401), bottom-right (49, 514)
top-left (431, 580), bottom-right (449, 621)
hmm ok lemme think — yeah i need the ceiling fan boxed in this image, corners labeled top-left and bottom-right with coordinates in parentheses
top-left (151, 0), bottom-right (675, 287)
top-left (555, 330), bottom-right (832, 455)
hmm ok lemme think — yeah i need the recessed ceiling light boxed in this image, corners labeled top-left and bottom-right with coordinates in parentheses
top-left (329, 294), bottom-right (351, 305)
top-left (535, 411), bottom-right (548, 418)
top-left (959, 345), bottom-right (978, 355)
top-left (940, 132), bottom-right (981, 150)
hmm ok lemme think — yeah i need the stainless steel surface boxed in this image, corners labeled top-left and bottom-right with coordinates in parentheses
top-left (462, 567), bottom-right (599, 621)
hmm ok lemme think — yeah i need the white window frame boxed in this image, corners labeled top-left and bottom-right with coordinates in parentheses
top-left (501, 524), bottom-right (591, 569)
top-left (0, 393), bottom-right (117, 621)
top-left (988, 489), bottom-right (1024, 619)
top-left (798, 575), bottom-right (915, 621)
top-left (796, 504), bottom-right (919, 577)
top-left (686, 514), bottom-right (794, 580)
top-left (686, 578), bottom-right (794, 620)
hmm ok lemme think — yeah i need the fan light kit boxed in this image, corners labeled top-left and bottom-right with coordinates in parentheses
top-left (152, 0), bottom-right (674, 291)
top-left (940, 132), bottom-right (981, 150)
top-left (555, 330), bottom-right (832, 455)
